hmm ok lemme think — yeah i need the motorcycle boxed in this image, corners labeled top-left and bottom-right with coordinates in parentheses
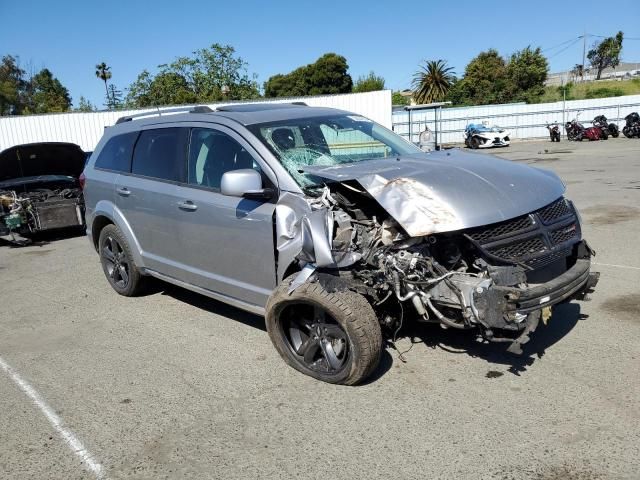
top-left (622, 112), bottom-right (640, 138)
top-left (546, 122), bottom-right (561, 142)
top-left (565, 114), bottom-right (602, 141)
top-left (593, 115), bottom-right (619, 138)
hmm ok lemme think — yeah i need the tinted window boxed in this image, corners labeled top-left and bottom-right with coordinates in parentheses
top-left (188, 128), bottom-right (261, 190)
top-left (94, 132), bottom-right (137, 172)
top-left (132, 128), bottom-right (188, 182)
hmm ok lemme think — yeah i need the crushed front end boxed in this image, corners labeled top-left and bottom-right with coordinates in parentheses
top-left (281, 184), bottom-right (599, 355)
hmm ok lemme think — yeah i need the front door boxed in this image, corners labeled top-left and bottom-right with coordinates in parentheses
top-left (173, 126), bottom-right (277, 308)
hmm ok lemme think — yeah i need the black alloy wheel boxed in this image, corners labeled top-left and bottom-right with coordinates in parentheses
top-left (279, 302), bottom-right (350, 374)
top-left (98, 224), bottom-right (144, 296)
top-left (101, 235), bottom-right (130, 289)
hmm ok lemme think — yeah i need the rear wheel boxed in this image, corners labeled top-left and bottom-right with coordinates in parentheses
top-left (266, 275), bottom-right (382, 385)
top-left (609, 124), bottom-right (619, 138)
top-left (98, 224), bottom-right (145, 296)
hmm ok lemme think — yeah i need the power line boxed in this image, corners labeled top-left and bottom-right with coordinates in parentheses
top-left (542, 37), bottom-right (581, 53)
top-left (547, 38), bottom-right (583, 60)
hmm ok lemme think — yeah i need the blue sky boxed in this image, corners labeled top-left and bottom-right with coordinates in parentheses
top-left (1, 0), bottom-right (639, 108)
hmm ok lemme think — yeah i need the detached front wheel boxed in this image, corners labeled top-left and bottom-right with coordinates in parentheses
top-left (266, 275), bottom-right (382, 385)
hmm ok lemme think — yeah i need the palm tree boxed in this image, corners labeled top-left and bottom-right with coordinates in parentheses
top-left (412, 60), bottom-right (455, 104)
top-left (95, 62), bottom-right (112, 102)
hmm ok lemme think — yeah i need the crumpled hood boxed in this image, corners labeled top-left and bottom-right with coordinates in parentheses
top-left (0, 142), bottom-right (86, 183)
top-left (302, 149), bottom-right (565, 237)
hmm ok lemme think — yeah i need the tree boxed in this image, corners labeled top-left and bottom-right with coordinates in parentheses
top-left (392, 91), bottom-right (410, 106)
top-left (505, 46), bottom-right (548, 103)
top-left (95, 62), bottom-right (112, 104)
top-left (106, 84), bottom-right (124, 110)
top-left (25, 68), bottom-right (72, 113)
top-left (571, 64), bottom-right (584, 81)
top-left (0, 55), bottom-right (26, 115)
top-left (125, 44), bottom-right (259, 107)
top-left (353, 71), bottom-right (385, 93)
top-left (75, 96), bottom-right (96, 112)
top-left (588, 31), bottom-right (624, 80)
top-left (264, 53), bottom-right (353, 97)
top-left (412, 60), bottom-right (455, 104)
top-left (460, 49), bottom-right (508, 105)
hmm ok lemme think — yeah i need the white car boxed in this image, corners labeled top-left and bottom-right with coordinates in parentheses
top-left (464, 123), bottom-right (510, 149)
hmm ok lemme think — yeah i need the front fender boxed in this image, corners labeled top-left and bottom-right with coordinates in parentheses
top-left (90, 200), bottom-right (146, 270)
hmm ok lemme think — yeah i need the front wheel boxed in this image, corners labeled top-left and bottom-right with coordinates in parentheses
top-left (622, 126), bottom-right (632, 138)
top-left (470, 136), bottom-right (480, 149)
top-left (266, 275), bottom-right (382, 385)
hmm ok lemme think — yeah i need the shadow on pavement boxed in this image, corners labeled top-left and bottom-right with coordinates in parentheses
top-left (147, 277), bottom-right (584, 381)
top-left (398, 303), bottom-right (586, 376)
top-left (0, 227), bottom-right (86, 248)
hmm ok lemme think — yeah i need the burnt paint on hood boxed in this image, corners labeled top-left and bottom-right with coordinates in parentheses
top-left (302, 149), bottom-right (566, 237)
top-left (0, 142), bottom-right (86, 183)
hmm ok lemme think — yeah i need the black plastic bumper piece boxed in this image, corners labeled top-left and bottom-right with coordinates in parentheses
top-left (515, 258), bottom-right (597, 313)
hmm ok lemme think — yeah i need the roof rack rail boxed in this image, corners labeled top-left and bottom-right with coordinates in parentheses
top-left (115, 105), bottom-right (213, 125)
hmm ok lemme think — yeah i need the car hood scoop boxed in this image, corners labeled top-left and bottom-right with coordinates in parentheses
top-left (302, 149), bottom-right (565, 236)
top-left (0, 142), bottom-right (86, 184)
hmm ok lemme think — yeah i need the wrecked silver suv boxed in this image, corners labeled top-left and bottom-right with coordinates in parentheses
top-left (83, 104), bottom-right (599, 385)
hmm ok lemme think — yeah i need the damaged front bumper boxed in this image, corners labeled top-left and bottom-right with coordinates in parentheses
top-left (473, 248), bottom-right (599, 353)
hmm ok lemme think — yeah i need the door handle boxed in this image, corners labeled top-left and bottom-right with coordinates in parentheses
top-left (178, 200), bottom-right (198, 211)
top-left (116, 187), bottom-right (131, 197)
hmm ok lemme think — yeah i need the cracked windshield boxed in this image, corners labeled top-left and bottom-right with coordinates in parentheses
top-left (250, 114), bottom-right (420, 186)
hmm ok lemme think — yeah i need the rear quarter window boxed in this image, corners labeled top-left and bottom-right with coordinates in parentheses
top-left (94, 132), bottom-right (138, 172)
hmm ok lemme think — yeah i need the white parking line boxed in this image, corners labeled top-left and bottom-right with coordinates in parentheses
top-left (0, 355), bottom-right (106, 479)
top-left (593, 262), bottom-right (640, 271)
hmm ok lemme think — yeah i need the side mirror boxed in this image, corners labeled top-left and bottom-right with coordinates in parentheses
top-left (220, 169), bottom-right (274, 200)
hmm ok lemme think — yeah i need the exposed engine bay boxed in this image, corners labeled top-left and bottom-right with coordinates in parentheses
top-left (0, 142), bottom-right (87, 244)
top-left (0, 180), bottom-right (84, 242)
top-left (277, 180), bottom-right (599, 355)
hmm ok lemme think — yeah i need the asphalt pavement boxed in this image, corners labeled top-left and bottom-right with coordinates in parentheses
top-left (1, 139), bottom-right (639, 479)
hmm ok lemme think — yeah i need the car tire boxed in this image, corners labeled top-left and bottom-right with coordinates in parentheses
top-left (265, 274), bottom-right (382, 385)
top-left (470, 137), bottom-right (480, 149)
top-left (98, 224), bottom-right (145, 296)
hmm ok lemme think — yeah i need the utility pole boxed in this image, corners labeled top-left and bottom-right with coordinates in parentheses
top-left (581, 30), bottom-right (587, 82)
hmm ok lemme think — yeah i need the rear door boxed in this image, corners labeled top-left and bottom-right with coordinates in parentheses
top-left (115, 126), bottom-right (189, 278)
top-left (173, 125), bottom-right (278, 308)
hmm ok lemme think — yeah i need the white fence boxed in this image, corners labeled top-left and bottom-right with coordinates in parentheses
top-left (392, 94), bottom-right (640, 145)
top-left (0, 90), bottom-right (392, 152)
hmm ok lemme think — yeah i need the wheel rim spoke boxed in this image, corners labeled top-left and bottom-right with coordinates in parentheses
top-left (302, 338), bottom-right (321, 364)
top-left (102, 246), bottom-right (115, 263)
top-left (320, 339), bottom-right (343, 370)
top-left (118, 265), bottom-right (129, 285)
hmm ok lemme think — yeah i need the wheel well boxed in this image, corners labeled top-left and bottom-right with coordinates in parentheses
top-left (282, 261), bottom-right (301, 281)
top-left (91, 216), bottom-right (113, 251)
